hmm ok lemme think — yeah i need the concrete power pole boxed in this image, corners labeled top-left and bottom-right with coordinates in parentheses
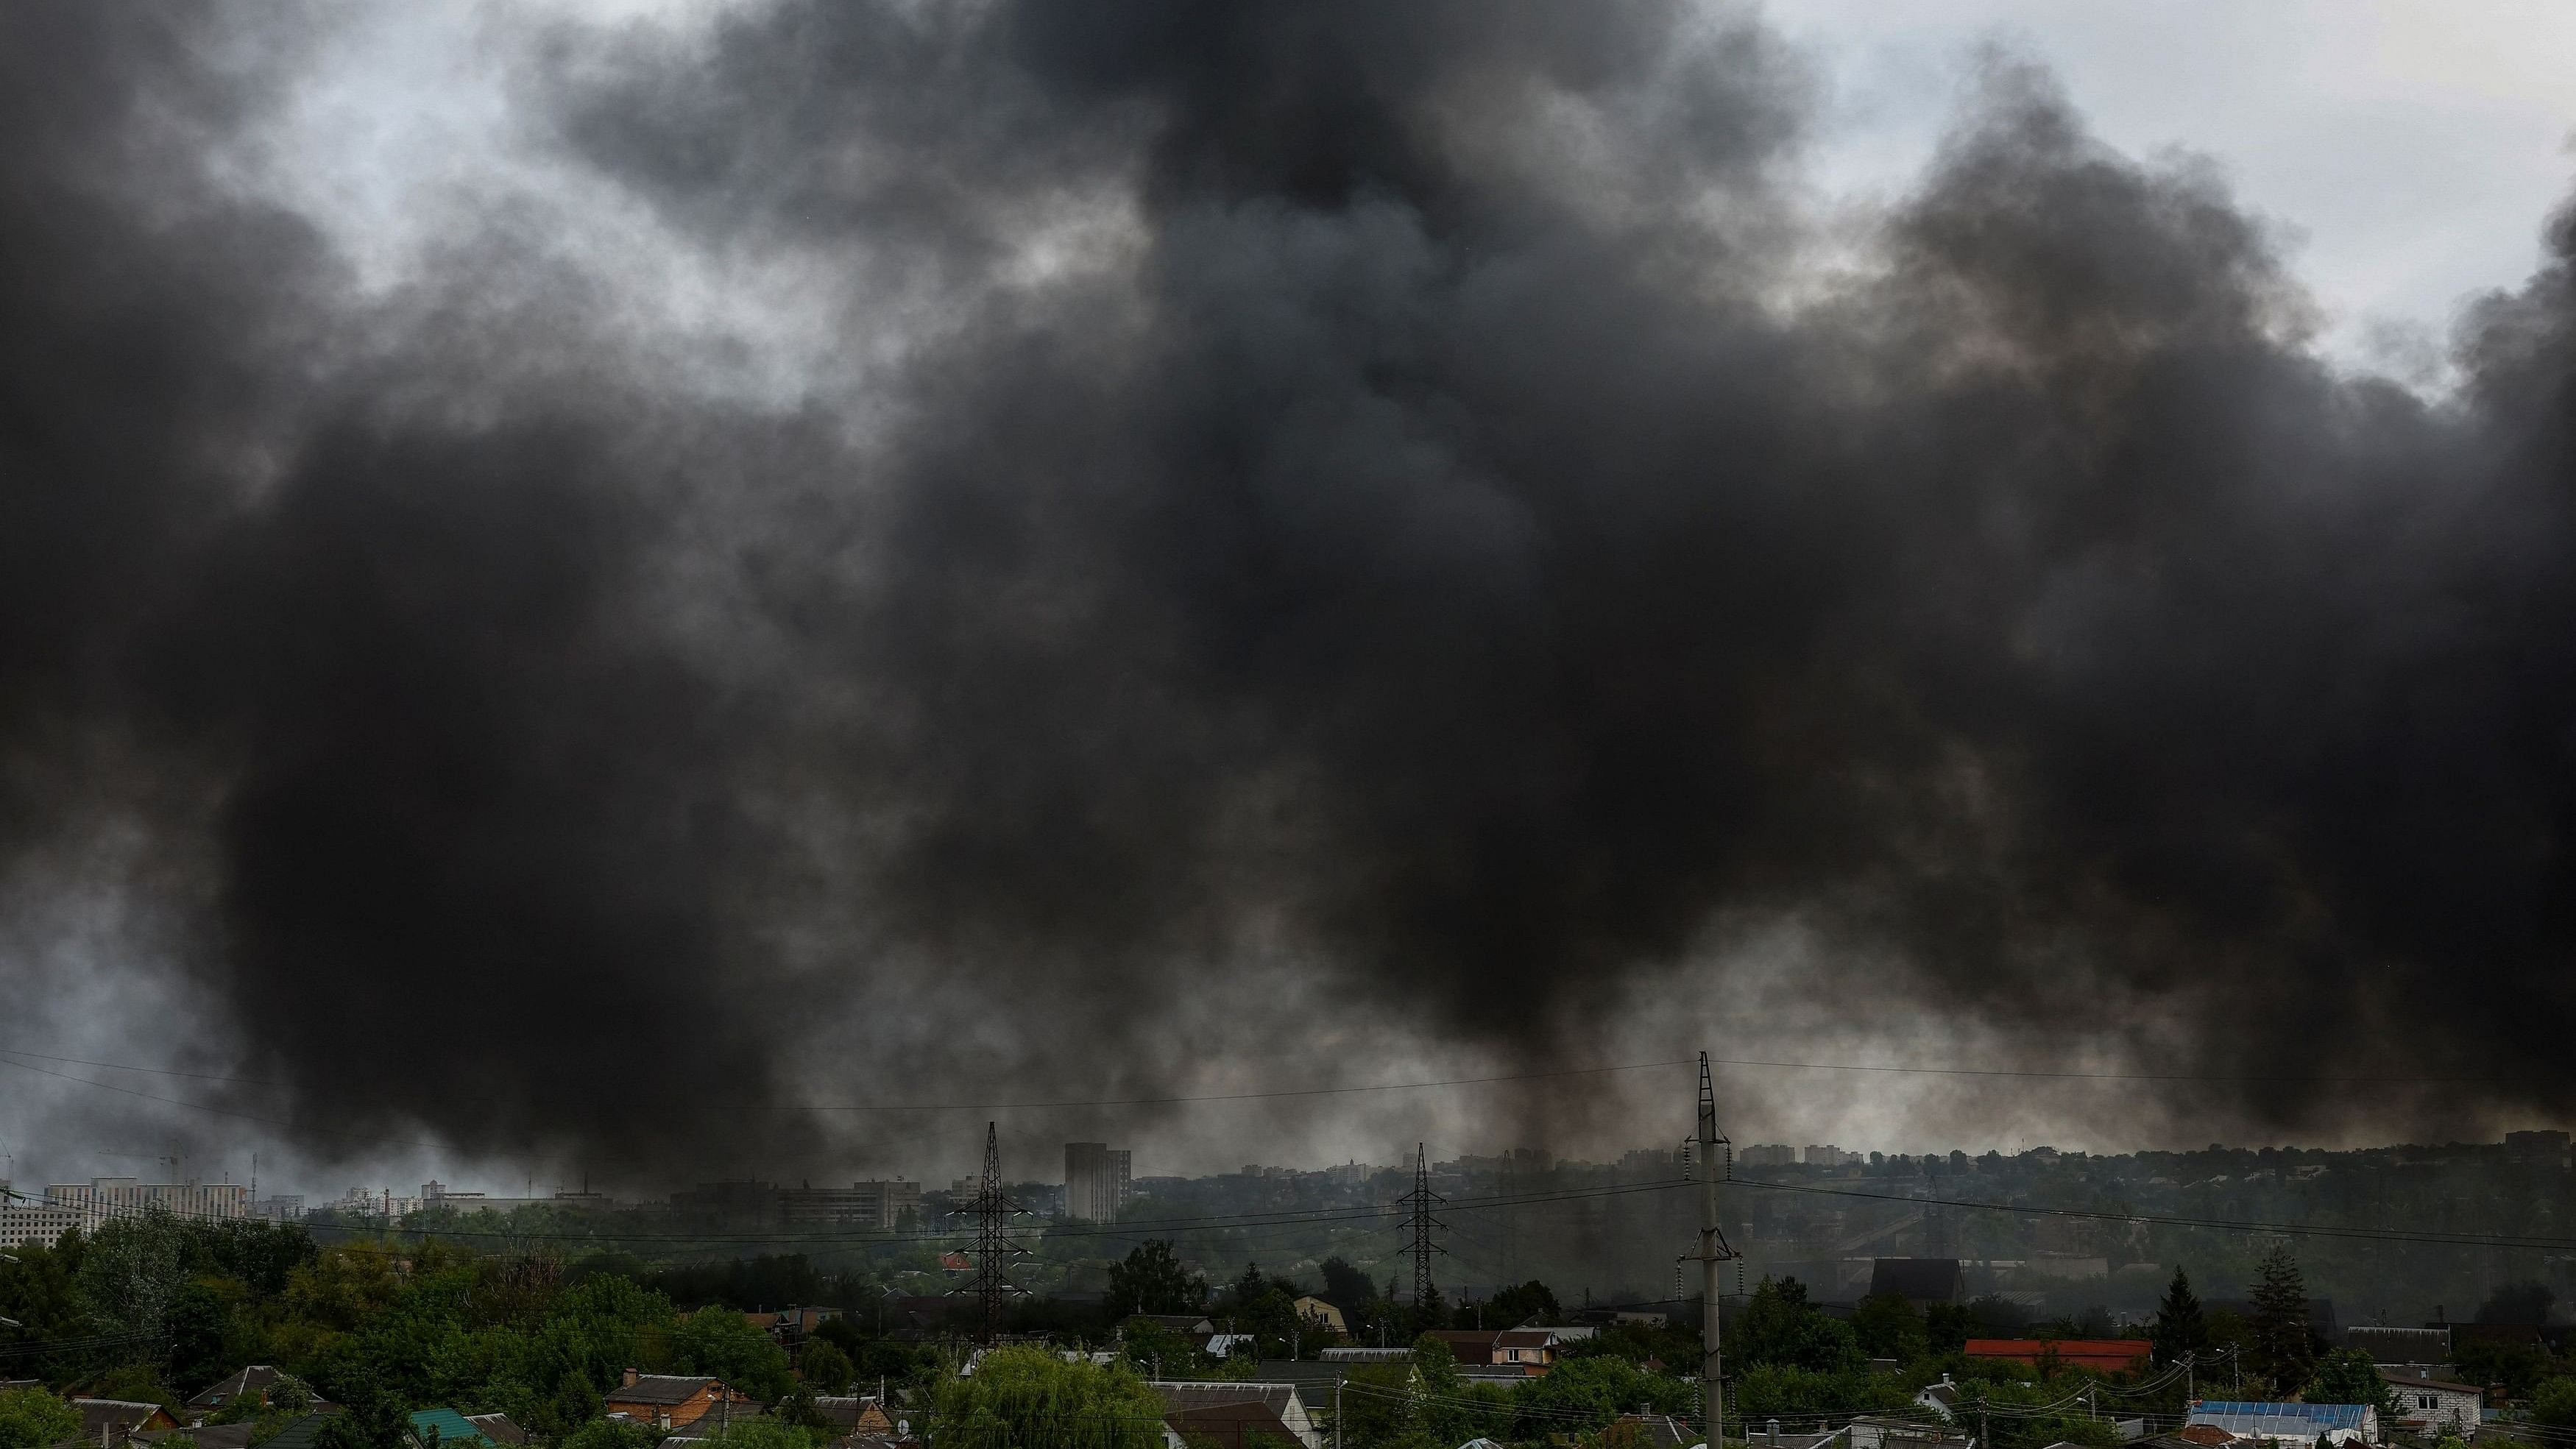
top-left (1689, 1052), bottom-right (1738, 1448)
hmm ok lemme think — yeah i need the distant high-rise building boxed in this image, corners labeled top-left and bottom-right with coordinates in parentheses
top-left (1064, 1143), bottom-right (1131, 1222)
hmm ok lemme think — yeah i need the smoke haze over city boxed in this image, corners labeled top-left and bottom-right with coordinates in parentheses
top-left (5, 0), bottom-right (2576, 1197)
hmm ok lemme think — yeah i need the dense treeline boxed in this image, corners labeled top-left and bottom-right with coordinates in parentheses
top-left (19, 1216), bottom-right (2576, 1449)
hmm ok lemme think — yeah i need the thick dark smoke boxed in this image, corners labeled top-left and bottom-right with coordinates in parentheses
top-left (4, 0), bottom-right (2575, 1176)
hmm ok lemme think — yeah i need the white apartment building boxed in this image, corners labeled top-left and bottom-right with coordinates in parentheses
top-left (43, 1177), bottom-right (250, 1231)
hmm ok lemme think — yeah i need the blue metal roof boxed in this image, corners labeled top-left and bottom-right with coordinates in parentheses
top-left (408, 1409), bottom-right (493, 1448)
top-left (2187, 1403), bottom-right (2371, 1436)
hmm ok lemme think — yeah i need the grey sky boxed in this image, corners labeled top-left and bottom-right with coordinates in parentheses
top-left (7, 0), bottom-right (2576, 1201)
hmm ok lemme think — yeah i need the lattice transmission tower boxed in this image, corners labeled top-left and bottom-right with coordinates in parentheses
top-left (964, 1120), bottom-right (1027, 1343)
top-left (1396, 1142), bottom-right (1448, 1313)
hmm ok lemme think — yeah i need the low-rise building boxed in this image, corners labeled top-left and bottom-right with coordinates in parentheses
top-left (76, 1400), bottom-right (182, 1442)
top-left (602, 1373), bottom-right (751, 1432)
top-left (2184, 1401), bottom-right (2375, 1445)
top-left (2383, 1375), bottom-right (2480, 1435)
top-left (1146, 1381), bottom-right (1322, 1449)
top-left (1964, 1339), bottom-right (2151, 1374)
top-left (1293, 1296), bottom-right (1346, 1334)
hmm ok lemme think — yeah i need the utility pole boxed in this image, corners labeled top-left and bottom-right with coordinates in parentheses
top-left (1397, 1144), bottom-right (1447, 1317)
top-left (1682, 1052), bottom-right (1738, 1449)
top-left (966, 1121), bottom-right (1025, 1345)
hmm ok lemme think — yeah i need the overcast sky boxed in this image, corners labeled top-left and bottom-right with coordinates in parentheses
top-left (8, 0), bottom-right (2576, 1200)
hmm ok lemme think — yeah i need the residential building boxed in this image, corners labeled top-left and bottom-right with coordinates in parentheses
top-left (602, 1373), bottom-right (750, 1433)
top-left (2184, 1402), bottom-right (2376, 1445)
top-left (77, 1400), bottom-right (183, 1442)
top-left (0, 1197), bottom-right (83, 1248)
top-left (1293, 1297), bottom-right (1346, 1335)
top-left (1845, 1417), bottom-right (1971, 1449)
top-left (778, 1180), bottom-right (921, 1228)
top-left (1064, 1144), bottom-right (1131, 1222)
top-left (1805, 1145), bottom-right (1858, 1167)
top-left (2347, 1325), bottom-right (2448, 1364)
top-left (187, 1367), bottom-right (297, 1417)
top-left (464, 1415), bottom-right (525, 1445)
top-left (1608, 1414), bottom-right (1699, 1448)
top-left (46, 1177), bottom-right (249, 1230)
top-left (1965, 1339), bottom-right (2151, 1374)
top-left (812, 1398), bottom-right (895, 1436)
top-left (407, 1409), bottom-right (498, 1448)
top-left (2384, 1375), bottom-right (2481, 1435)
top-left (251, 1196), bottom-right (305, 1222)
top-left (1739, 1144), bottom-right (1797, 1168)
top-left (1145, 1381), bottom-right (1323, 1449)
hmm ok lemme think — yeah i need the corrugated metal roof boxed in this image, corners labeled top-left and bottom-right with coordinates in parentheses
top-left (2187, 1402), bottom-right (2370, 1436)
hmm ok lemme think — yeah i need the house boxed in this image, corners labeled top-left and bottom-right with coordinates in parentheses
top-left (1845, 1416), bottom-right (1971, 1449)
top-left (1493, 1329), bottom-right (1562, 1371)
top-left (1205, 1333), bottom-right (1258, 1358)
top-left (1144, 1381), bottom-right (1322, 1449)
top-left (813, 1397), bottom-right (896, 1436)
top-left (663, 1403), bottom-right (765, 1446)
top-left (407, 1408), bottom-right (495, 1448)
top-left (1870, 1260), bottom-right (1966, 1308)
top-left (1293, 1296), bottom-right (1346, 1334)
top-left (1429, 1330), bottom-right (1503, 1364)
top-left (2184, 1401), bottom-right (2376, 1445)
top-left (2384, 1375), bottom-right (2480, 1435)
top-left (75, 1400), bottom-right (180, 1442)
top-left (254, 1414), bottom-right (341, 1449)
top-left (1128, 1314), bottom-right (1217, 1348)
top-left (601, 1373), bottom-right (751, 1432)
top-left (1606, 1413), bottom-right (1699, 1447)
top-left (1250, 1359), bottom-right (1374, 1405)
top-left (186, 1367), bottom-right (293, 1417)
top-left (1915, 1375), bottom-right (1961, 1422)
top-left (2345, 1326), bottom-right (2449, 1367)
top-left (464, 1414), bottom-right (524, 1445)
top-left (1964, 1339), bottom-right (2152, 1374)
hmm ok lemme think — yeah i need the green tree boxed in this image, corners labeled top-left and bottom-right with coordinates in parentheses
top-left (2307, 1348), bottom-right (2396, 1418)
top-left (1105, 1241), bottom-right (1206, 1318)
top-left (1482, 1280), bottom-right (1561, 1328)
top-left (2530, 1376), bottom-right (2576, 1432)
top-left (2478, 1283), bottom-right (2556, 1324)
top-left (2151, 1267), bottom-right (2211, 1369)
top-left (79, 1208), bottom-right (191, 1342)
top-left (560, 1420), bottom-right (654, 1449)
top-left (2248, 1246), bottom-right (2315, 1394)
top-left (800, 1339), bottom-right (855, 1395)
top-left (1853, 1294), bottom-right (1928, 1362)
top-left (930, 1344), bottom-right (1166, 1449)
top-left (1925, 1302), bottom-right (1975, 1355)
top-left (1737, 1278), bottom-right (1864, 1373)
top-left (673, 1308), bottom-right (794, 1402)
top-left (2453, 1336), bottom-right (2550, 1400)
top-left (0, 1387), bottom-right (82, 1449)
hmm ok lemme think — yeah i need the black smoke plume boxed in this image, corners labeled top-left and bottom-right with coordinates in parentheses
top-left (3, 0), bottom-right (2575, 1175)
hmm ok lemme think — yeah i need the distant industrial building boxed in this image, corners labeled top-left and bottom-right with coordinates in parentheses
top-left (1064, 1143), bottom-right (1132, 1222)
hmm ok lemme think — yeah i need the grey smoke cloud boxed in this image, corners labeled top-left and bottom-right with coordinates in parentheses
top-left (2, 0), bottom-right (2574, 1186)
